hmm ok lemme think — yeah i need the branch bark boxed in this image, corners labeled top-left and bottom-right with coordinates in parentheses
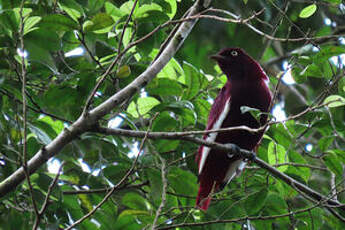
top-left (0, 0), bottom-right (212, 198)
top-left (94, 127), bottom-right (345, 211)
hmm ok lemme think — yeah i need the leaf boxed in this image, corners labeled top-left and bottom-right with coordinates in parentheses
top-left (83, 13), bottom-right (114, 32)
top-left (240, 106), bottom-right (261, 122)
top-left (39, 14), bottom-right (79, 31)
top-left (103, 165), bottom-right (130, 184)
top-left (314, 46), bottom-right (345, 64)
top-left (134, 3), bottom-right (162, 19)
top-left (120, 1), bottom-right (139, 15)
top-left (243, 0), bottom-right (248, 4)
top-left (318, 136), bottom-right (334, 151)
top-left (116, 65), bottom-right (131, 78)
top-left (28, 124), bottom-right (52, 145)
top-left (146, 78), bottom-right (182, 96)
top-left (182, 62), bottom-right (200, 100)
top-left (323, 152), bottom-right (342, 176)
top-left (105, 2), bottom-right (125, 19)
top-left (168, 167), bottom-right (197, 206)
top-left (288, 151), bottom-right (310, 182)
top-left (23, 16), bottom-right (41, 35)
top-left (152, 112), bottom-right (180, 152)
top-left (291, 66), bottom-right (307, 83)
top-left (127, 97), bottom-right (161, 118)
top-left (299, 4), bottom-right (317, 18)
top-left (245, 188), bottom-right (268, 215)
top-left (122, 192), bottom-right (150, 210)
top-left (39, 116), bottom-right (64, 135)
top-left (87, 0), bottom-right (105, 14)
top-left (58, 0), bottom-right (84, 22)
top-left (268, 141), bottom-right (289, 172)
top-left (160, 0), bottom-right (177, 19)
top-left (323, 95), bottom-right (345, 107)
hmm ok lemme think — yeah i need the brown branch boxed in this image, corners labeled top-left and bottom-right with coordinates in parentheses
top-left (82, 0), bottom-right (139, 114)
top-left (65, 113), bottom-right (157, 229)
top-left (156, 202), bottom-right (324, 230)
top-left (62, 181), bottom-right (149, 195)
top-left (0, 0), bottom-right (210, 198)
top-left (32, 163), bottom-right (63, 229)
top-left (18, 1), bottom-right (39, 221)
top-left (209, 8), bottom-right (344, 42)
top-left (94, 126), bottom-right (345, 214)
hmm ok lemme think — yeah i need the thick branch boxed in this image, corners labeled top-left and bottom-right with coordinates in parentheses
top-left (0, 0), bottom-right (211, 198)
top-left (95, 127), bottom-right (344, 210)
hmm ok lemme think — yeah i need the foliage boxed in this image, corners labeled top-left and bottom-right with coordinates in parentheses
top-left (0, 0), bottom-right (345, 229)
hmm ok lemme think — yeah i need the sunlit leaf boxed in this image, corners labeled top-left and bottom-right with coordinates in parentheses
top-left (299, 4), bottom-right (317, 18)
top-left (324, 95), bottom-right (345, 107)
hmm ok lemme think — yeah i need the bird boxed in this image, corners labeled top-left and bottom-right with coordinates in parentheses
top-left (195, 48), bottom-right (272, 210)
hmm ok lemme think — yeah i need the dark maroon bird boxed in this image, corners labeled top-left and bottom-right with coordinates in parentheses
top-left (196, 48), bottom-right (272, 210)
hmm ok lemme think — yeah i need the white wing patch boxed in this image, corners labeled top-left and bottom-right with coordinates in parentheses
top-left (199, 98), bottom-right (231, 174)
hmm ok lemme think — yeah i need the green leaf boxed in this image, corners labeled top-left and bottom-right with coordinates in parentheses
top-left (299, 4), bottom-right (317, 18)
top-left (105, 2), bottom-right (125, 19)
top-left (28, 124), bottom-right (52, 145)
top-left (245, 188), bottom-right (268, 215)
top-left (168, 167), bottom-right (197, 206)
top-left (318, 136), bottom-right (334, 151)
top-left (288, 151), bottom-right (310, 182)
top-left (240, 106), bottom-right (261, 121)
top-left (150, 49), bottom-right (183, 80)
top-left (324, 0), bottom-right (341, 4)
top-left (161, 0), bottom-right (177, 19)
top-left (39, 14), bottom-right (79, 31)
top-left (264, 193), bottom-right (288, 215)
top-left (58, 0), bottom-right (84, 22)
top-left (116, 65), bottom-right (131, 78)
top-left (243, 0), bottom-right (248, 4)
top-left (182, 62), bottom-right (200, 100)
top-left (87, 0), bottom-right (105, 14)
top-left (323, 152), bottom-right (342, 176)
top-left (291, 66), bottom-right (307, 83)
top-left (83, 13), bottom-right (114, 32)
top-left (147, 78), bottom-right (182, 96)
top-left (323, 95), bottom-right (345, 107)
top-left (134, 3), bottom-right (162, 19)
top-left (23, 16), bottom-right (41, 35)
top-left (120, 1), bottom-right (139, 15)
top-left (314, 46), bottom-right (345, 64)
top-left (38, 116), bottom-right (64, 135)
top-left (268, 141), bottom-right (289, 172)
top-left (122, 192), bottom-right (150, 210)
top-left (152, 112), bottom-right (180, 152)
top-left (127, 97), bottom-right (160, 118)
top-left (103, 165), bottom-right (130, 184)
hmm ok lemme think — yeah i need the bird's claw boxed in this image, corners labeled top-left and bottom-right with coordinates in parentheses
top-left (224, 143), bottom-right (241, 159)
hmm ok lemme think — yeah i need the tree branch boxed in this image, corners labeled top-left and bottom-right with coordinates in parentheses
top-left (94, 126), bottom-right (345, 213)
top-left (0, 0), bottom-right (212, 198)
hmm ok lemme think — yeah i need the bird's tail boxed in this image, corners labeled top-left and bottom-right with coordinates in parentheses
top-left (196, 177), bottom-right (218, 211)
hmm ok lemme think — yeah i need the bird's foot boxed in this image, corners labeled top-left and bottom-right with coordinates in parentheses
top-left (224, 143), bottom-right (241, 159)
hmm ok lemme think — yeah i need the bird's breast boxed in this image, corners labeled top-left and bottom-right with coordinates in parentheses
top-left (215, 81), bottom-right (271, 150)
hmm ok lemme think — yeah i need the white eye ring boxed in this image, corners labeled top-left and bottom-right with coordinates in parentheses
top-left (231, 50), bottom-right (238, 56)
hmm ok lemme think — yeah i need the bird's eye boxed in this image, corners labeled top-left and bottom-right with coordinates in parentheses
top-left (231, 51), bottom-right (238, 56)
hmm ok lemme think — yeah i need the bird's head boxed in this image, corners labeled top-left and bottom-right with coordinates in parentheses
top-left (210, 47), bottom-right (267, 81)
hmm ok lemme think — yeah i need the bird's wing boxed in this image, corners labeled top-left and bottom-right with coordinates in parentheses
top-left (197, 84), bottom-right (232, 175)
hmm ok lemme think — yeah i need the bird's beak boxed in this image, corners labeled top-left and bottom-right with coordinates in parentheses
top-left (210, 54), bottom-right (226, 61)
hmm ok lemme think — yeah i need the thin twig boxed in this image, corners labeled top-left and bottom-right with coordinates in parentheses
top-left (65, 114), bottom-right (157, 230)
top-left (32, 163), bottom-right (64, 230)
top-left (152, 151), bottom-right (168, 229)
top-left (18, 0), bottom-right (39, 219)
top-left (82, 0), bottom-right (139, 114)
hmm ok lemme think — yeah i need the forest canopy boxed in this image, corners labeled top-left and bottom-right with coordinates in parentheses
top-left (0, 0), bottom-right (345, 229)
